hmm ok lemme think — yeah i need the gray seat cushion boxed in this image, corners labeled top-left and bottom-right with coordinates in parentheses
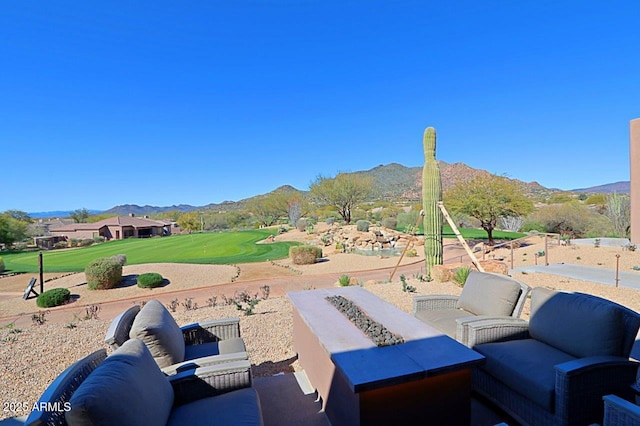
top-left (456, 271), bottom-right (522, 316)
top-left (67, 339), bottom-right (174, 425)
top-left (183, 337), bottom-right (247, 361)
top-left (414, 308), bottom-right (475, 338)
top-left (130, 299), bottom-right (186, 368)
top-left (530, 291), bottom-right (624, 358)
top-left (167, 388), bottom-right (264, 426)
top-left (475, 338), bottom-right (576, 411)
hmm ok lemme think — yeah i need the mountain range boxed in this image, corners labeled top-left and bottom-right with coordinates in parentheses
top-left (29, 162), bottom-right (630, 217)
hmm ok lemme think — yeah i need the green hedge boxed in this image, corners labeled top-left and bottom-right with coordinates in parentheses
top-left (137, 272), bottom-right (164, 289)
top-left (85, 257), bottom-right (123, 290)
top-left (37, 288), bottom-right (70, 308)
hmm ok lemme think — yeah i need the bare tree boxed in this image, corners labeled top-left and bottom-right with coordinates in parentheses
top-left (604, 192), bottom-right (630, 238)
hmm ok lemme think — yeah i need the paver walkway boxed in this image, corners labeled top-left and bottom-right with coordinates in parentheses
top-left (511, 263), bottom-right (640, 290)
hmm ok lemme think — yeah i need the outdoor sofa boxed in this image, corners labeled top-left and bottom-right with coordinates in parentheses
top-left (412, 270), bottom-right (531, 346)
top-left (467, 287), bottom-right (640, 426)
top-left (25, 339), bottom-right (262, 425)
top-left (105, 299), bottom-right (248, 375)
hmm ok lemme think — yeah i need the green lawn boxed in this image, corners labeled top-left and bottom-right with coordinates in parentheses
top-left (0, 230), bottom-right (297, 273)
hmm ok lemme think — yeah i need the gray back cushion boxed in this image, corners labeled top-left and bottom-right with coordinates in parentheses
top-left (130, 299), bottom-right (185, 368)
top-left (66, 339), bottom-right (174, 425)
top-left (456, 271), bottom-right (522, 316)
top-left (529, 291), bottom-right (623, 358)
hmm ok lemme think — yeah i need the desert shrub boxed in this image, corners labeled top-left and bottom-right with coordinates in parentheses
top-left (338, 274), bottom-right (351, 286)
top-left (529, 202), bottom-right (604, 238)
top-left (93, 235), bottom-right (105, 243)
top-left (80, 238), bottom-right (94, 247)
top-left (296, 218), bottom-right (307, 232)
top-left (53, 241), bottom-right (68, 249)
top-left (111, 254), bottom-right (127, 266)
top-left (405, 248), bottom-right (417, 257)
top-left (453, 266), bottom-right (471, 287)
top-left (137, 272), bottom-right (164, 289)
top-left (289, 245), bottom-right (322, 265)
top-left (325, 217), bottom-right (335, 225)
top-left (85, 257), bottom-right (123, 290)
top-left (70, 238), bottom-right (79, 247)
top-left (356, 220), bottom-right (370, 232)
top-left (36, 288), bottom-right (70, 308)
top-left (0, 256), bottom-right (4, 273)
top-left (382, 217), bottom-right (398, 230)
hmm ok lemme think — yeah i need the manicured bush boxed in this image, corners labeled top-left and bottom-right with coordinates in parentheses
top-left (289, 245), bottom-right (322, 265)
top-left (93, 235), bottom-right (105, 243)
top-left (0, 256), bottom-right (4, 273)
top-left (382, 217), bottom-right (398, 230)
top-left (111, 254), bottom-right (127, 266)
top-left (80, 239), bottom-right (94, 247)
top-left (137, 272), bottom-right (164, 289)
top-left (356, 220), bottom-right (370, 232)
top-left (37, 288), bottom-right (70, 308)
top-left (53, 241), bottom-right (69, 249)
top-left (85, 257), bottom-right (123, 290)
top-left (296, 218), bottom-right (307, 232)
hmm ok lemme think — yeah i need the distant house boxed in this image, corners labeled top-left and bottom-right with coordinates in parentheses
top-left (49, 214), bottom-right (174, 241)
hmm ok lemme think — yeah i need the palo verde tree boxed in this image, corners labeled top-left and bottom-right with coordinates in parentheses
top-left (70, 208), bottom-right (91, 223)
top-left (445, 175), bottom-right (534, 245)
top-left (0, 212), bottom-right (30, 248)
top-left (309, 173), bottom-right (373, 224)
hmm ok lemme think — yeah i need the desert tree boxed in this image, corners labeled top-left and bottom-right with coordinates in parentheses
top-left (176, 211), bottom-right (201, 232)
top-left (528, 201), bottom-right (607, 238)
top-left (70, 208), bottom-right (90, 223)
top-left (246, 192), bottom-right (288, 227)
top-left (604, 192), bottom-right (630, 238)
top-left (0, 213), bottom-right (29, 248)
top-left (444, 175), bottom-right (533, 245)
top-left (309, 173), bottom-right (373, 224)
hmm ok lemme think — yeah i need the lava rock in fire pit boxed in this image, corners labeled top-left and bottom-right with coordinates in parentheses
top-left (325, 295), bottom-right (405, 347)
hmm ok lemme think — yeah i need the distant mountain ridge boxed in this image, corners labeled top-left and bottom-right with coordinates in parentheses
top-left (27, 163), bottom-right (630, 217)
top-left (571, 181), bottom-right (630, 194)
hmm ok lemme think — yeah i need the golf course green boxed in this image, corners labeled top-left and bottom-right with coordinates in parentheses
top-left (1, 230), bottom-right (297, 273)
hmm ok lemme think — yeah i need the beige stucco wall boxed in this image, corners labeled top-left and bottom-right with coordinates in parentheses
top-left (631, 118), bottom-right (640, 244)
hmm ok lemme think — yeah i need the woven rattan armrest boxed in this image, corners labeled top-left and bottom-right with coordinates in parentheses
top-left (412, 295), bottom-right (459, 314)
top-left (603, 394), bottom-right (640, 425)
top-left (181, 317), bottom-right (241, 345)
top-left (169, 359), bottom-right (252, 406)
top-left (466, 318), bottom-right (529, 347)
top-left (456, 315), bottom-right (522, 347)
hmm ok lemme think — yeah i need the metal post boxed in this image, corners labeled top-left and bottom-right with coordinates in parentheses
top-left (534, 253), bottom-right (538, 265)
top-left (616, 254), bottom-right (621, 288)
top-left (39, 252), bottom-right (44, 294)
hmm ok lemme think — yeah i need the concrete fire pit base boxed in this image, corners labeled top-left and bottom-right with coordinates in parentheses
top-left (288, 287), bottom-right (485, 426)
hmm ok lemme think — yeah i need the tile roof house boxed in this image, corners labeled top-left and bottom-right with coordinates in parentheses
top-left (49, 214), bottom-right (174, 241)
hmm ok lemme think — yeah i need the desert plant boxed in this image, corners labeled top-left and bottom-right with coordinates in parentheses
top-left (206, 295), bottom-right (218, 308)
top-left (400, 274), bottom-right (416, 293)
top-left (381, 217), bottom-right (398, 230)
top-left (136, 272), bottom-right (164, 289)
top-left (422, 126), bottom-right (443, 277)
top-left (168, 298), bottom-right (179, 312)
top-left (356, 220), bottom-right (370, 232)
top-left (31, 311), bottom-right (49, 326)
top-left (405, 248), bottom-right (417, 257)
top-left (36, 288), bottom-right (71, 308)
top-left (85, 257), bottom-right (123, 290)
top-left (289, 245), bottom-right (322, 265)
top-left (111, 254), bottom-right (127, 266)
top-left (296, 218), bottom-right (308, 232)
top-left (80, 238), bottom-right (94, 247)
top-left (84, 305), bottom-right (100, 320)
top-left (182, 297), bottom-right (198, 311)
top-left (54, 241), bottom-right (69, 249)
top-left (338, 274), bottom-right (351, 286)
top-left (229, 285), bottom-right (270, 315)
top-left (453, 266), bottom-right (471, 287)
top-left (594, 238), bottom-right (601, 248)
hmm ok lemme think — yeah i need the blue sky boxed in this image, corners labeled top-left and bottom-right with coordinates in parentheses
top-left (2, 1), bottom-right (639, 213)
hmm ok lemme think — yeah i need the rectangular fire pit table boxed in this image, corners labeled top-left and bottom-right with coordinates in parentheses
top-left (288, 286), bottom-right (485, 426)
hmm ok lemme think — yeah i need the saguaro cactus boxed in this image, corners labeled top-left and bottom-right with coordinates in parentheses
top-left (422, 126), bottom-right (443, 276)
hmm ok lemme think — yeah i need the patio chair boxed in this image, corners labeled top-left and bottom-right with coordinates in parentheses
top-left (105, 300), bottom-right (248, 375)
top-left (412, 270), bottom-right (531, 345)
top-left (469, 288), bottom-right (640, 426)
top-left (603, 394), bottom-right (640, 426)
top-left (27, 339), bottom-right (261, 425)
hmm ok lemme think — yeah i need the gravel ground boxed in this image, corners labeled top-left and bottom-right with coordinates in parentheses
top-left (2, 234), bottom-right (640, 420)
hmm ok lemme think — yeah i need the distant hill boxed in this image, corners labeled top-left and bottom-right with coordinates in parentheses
top-left (44, 163), bottom-right (626, 218)
top-left (29, 210), bottom-right (102, 219)
top-left (571, 181), bottom-right (630, 194)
